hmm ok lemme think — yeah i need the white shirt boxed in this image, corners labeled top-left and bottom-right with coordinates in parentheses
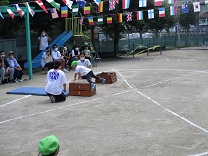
top-left (45, 69), bottom-right (67, 95)
top-left (71, 49), bottom-right (80, 57)
top-left (51, 50), bottom-right (62, 60)
top-left (78, 59), bottom-right (91, 68)
top-left (75, 65), bottom-right (91, 76)
top-left (38, 36), bottom-right (49, 50)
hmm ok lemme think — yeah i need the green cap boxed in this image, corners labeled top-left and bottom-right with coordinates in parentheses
top-left (38, 135), bottom-right (59, 156)
top-left (71, 61), bottom-right (78, 67)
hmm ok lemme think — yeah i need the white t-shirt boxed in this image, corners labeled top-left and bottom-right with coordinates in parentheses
top-left (71, 49), bottom-right (80, 57)
top-left (45, 69), bottom-right (67, 95)
top-left (77, 59), bottom-right (91, 68)
top-left (38, 36), bottom-right (49, 50)
top-left (51, 50), bottom-right (62, 60)
top-left (75, 65), bottom-right (91, 76)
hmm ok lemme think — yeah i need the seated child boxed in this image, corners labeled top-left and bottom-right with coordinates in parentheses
top-left (83, 45), bottom-right (91, 61)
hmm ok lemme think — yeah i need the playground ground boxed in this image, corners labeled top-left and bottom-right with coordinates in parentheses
top-left (0, 47), bottom-right (208, 156)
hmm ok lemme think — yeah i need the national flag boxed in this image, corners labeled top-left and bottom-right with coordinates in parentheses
top-left (109, 0), bottom-right (116, 11)
top-left (107, 17), bottom-right (112, 24)
top-left (170, 6), bottom-right (177, 15)
top-left (148, 9), bottom-right (154, 19)
top-left (182, 4), bottom-right (189, 14)
top-left (154, 0), bottom-right (163, 6)
top-left (0, 12), bottom-right (4, 19)
top-left (5, 6), bottom-right (15, 18)
top-left (62, 0), bottom-right (73, 9)
top-left (24, 2), bottom-right (35, 17)
top-left (206, 1), bottom-right (208, 10)
top-left (35, 0), bottom-right (48, 13)
top-left (117, 13), bottom-right (123, 22)
top-left (193, 2), bottom-right (200, 12)
top-left (50, 8), bottom-right (59, 19)
top-left (97, 16), bottom-right (103, 24)
top-left (80, 16), bottom-right (84, 24)
top-left (159, 8), bottom-right (165, 17)
top-left (139, 0), bottom-right (147, 7)
top-left (122, 0), bottom-right (130, 9)
top-left (126, 12), bottom-right (132, 21)
top-left (84, 6), bottom-right (90, 14)
top-left (113, 0), bottom-right (119, 4)
top-left (98, 1), bottom-right (103, 12)
top-left (94, 0), bottom-right (101, 5)
top-left (72, 5), bottom-right (79, 16)
top-left (136, 11), bottom-right (143, 20)
top-left (88, 16), bottom-right (94, 25)
top-left (61, 6), bottom-right (68, 17)
top-left (46, 0), bottom-right (60, 11)
top-left (168, 0), bottom-right (177, 4)
top-left (14, 4), bottom-right (25, 18)
top-left (77, 0), bottom-right (86, 9)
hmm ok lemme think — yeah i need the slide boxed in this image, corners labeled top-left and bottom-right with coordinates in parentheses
top-left (24, 31), bottom-right (73, 69)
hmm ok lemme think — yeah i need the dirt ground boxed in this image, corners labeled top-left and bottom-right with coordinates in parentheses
top-left (0, 48), bottom-right (208, 156)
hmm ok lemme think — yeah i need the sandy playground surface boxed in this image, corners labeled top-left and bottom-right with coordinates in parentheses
top-left (0, 48), bottom-right (208, 156)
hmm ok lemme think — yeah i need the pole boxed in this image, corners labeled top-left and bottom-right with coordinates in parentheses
top-left (177, 7), bottom-right (181, 48)
top-left (25, 11), bottom-right (32, 79)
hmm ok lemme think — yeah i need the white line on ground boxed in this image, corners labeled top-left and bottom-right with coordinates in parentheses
top-left (117, 69), bottom-right (208, 73)
top-left (188, 151), bottom-right (208, 156)
top-left (114, 69), bottom-right (208, 134)
top-left (0, 95), bottom-right (31, 108)
top-left (0, 89), bottom-right (133, 124)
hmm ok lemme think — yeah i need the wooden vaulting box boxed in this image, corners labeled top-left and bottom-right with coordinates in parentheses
top-left (95, 72), bottom-right (117, 84)
top-left (69, 80), bottom-right (96, 97)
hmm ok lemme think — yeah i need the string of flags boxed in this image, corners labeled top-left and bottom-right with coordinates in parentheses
top-left (0, 0), bottom-right (207, 25)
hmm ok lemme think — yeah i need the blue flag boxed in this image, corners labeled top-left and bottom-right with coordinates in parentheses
top-left (182, 4), bottom-right (189, 14)
top-left (76, 0), bottom-right (86, 9)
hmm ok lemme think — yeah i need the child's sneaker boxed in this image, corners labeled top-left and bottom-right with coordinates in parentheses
top-left (91, 83), bottom-right (96, 91)
top-left (50, 95), bottom-right (56, 103)
top-left (101, 78), bottom-right (106, 84)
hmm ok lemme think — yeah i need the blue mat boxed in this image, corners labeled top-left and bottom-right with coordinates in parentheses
top-left (7, 87), bottom-right (69, 97)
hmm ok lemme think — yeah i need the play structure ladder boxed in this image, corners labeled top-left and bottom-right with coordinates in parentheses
top-left (24, 31), bottom-right (73, 69)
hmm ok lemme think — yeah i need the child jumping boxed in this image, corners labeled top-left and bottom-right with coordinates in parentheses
top-left (45, 60), bottom-right (67, 103)
top-left (71, 61), bottom-right (105, 90)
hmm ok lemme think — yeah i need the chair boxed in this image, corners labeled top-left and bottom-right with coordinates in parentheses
top-left (90, 51), bottom-right (103, 67)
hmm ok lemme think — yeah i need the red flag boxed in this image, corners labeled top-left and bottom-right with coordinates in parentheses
top-left (50, 8), bottom-right (59, 19)
top-left (35, 0), bottom-right (48, 13)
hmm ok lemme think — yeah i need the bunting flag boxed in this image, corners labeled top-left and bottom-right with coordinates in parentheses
top-left (77, 0), bottom-right (86, 9)
top-left (117, 13), bottom-right (123, 22)
top-left (113, 0), bottom-right (119, 4)
top-left (148, 9), bottom-right (154, 19)
top-left (126, 12), bottom-right (132, 21)
top-left (35, 0), bottom-right (48, 13)
top-left (206, 0), bottom-right (208, 10)
top-left (0, 11), bottom-right (4, 19)
top-left (50, 8), bottom-right (59, 18)
top-left (46, 0), bottom-right (60, 11)
top-left (62, 0), bottom-right (73, 9)
top-left (98, 1), bottom-right (103, 12)
top-left (88, 16), bottom-right (94, 25)
top-left (154, 0), bottom-right (163, 6)
top-left (24, 2), bottom-right (35, 17)
top-left (5, 6), bottom-right (15, 18)
top-left (97, 16), bottom-right (103, 24)
top-left (168, 0), bottom-right (177, 4)
top-left (182, 4), bottom-right (189, 14)
top-left (80, 16), bottom-right (84, 24)
top-left (14, 4), bottom-right (25, 18)
top-left (84, 6), bottom-right (90, 14)
top-left (159, 8), bottom-right (165, 17)
top-left (109, 0), bottom-right (116, 11)
top-left (72, 5), bottom-right (79, 16)
top-left (122, 0), bottom-right (130, 9)
top-left (139, 0), bottom-right (147, 7)
top-left (193, 2), bottom-right (200, 12)
top-left (94, 0), bottom-right (101, 5)
top-left (61, 6), bottom-right (68, 17)
top-left (107, 17), bottom-right (112, 24)
top-left (136, 11), bottom-right (143, 20)
top-left (170, 6), bottom-right (177, 15)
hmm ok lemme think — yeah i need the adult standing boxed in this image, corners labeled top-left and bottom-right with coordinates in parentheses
top-left (38, 31), bottom-right (51, 52)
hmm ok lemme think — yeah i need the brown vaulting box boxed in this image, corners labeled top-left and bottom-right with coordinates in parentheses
top-left (69, 80), bottom-right (96, 97)
top-left (95, 72), bottom-right (117, 84)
